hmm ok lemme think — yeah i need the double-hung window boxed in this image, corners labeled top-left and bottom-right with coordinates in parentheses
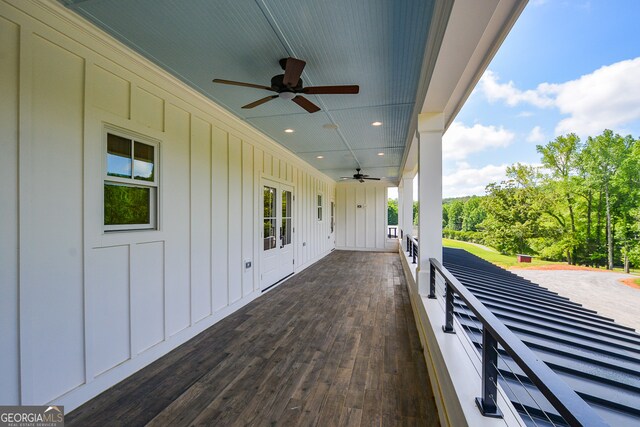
top-left (104, 130), bottom-right (158, 231)
top-left (317, 194), bottom-right (323, 221)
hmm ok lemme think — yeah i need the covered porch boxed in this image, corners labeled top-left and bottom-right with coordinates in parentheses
top-left (0, 0), bottom-right (534, 425)
top-left (66, 251), bottom-right (437, 426)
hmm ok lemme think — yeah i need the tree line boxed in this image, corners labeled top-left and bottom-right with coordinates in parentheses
top-left (441, 129), bottom-right (640, 271)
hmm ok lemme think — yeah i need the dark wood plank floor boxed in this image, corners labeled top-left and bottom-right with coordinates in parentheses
top-left (67, 251), bottom-right (439, 426)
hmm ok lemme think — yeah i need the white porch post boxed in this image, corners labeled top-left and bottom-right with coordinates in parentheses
top-left (400, 176), bottom-right (414, 239)
top-left (398, 180), bottom-right (404, 237)
top-left (417, 112), bottom-right (444, 296)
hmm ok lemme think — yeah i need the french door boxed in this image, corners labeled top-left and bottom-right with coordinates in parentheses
top-left (261, 180), bottom-right (294, 290)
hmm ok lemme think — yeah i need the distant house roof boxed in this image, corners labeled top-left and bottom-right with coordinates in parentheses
top-left (443, 247), bottom-right (640, 426)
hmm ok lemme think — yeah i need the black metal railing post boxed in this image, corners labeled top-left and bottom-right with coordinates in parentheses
top-left (412, 240), bottom-right (417, 264)
top-left (428, 263), bottom-right (436, 299)
top-left (406, 235), bottom-right (410, 252)
top-left (476, 328), bottom-right (502, 418)
top-left (442, 284), bottom-right (455, 334)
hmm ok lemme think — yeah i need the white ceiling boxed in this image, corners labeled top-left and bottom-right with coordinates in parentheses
top-left (62, 0), bottom-right (436, 182)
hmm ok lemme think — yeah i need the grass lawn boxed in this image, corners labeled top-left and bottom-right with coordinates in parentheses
top-left (442, 238), bottom-right (640, 274)
top-left (442, 238), bottom-right (561, 269)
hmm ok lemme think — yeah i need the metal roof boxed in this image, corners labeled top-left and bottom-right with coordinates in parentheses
top-left (443, 247), bottom-right (640, 426)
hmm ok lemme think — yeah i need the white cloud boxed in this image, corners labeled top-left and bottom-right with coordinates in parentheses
top-left (443, 163), bottom-right (508, 198)
top-left (526, 126), bottom-right (545, 143)
top-left (554, 58), bottom-right (640, 135)
top-left (442, 121), bottom-right (515, 161)
top-left (517, 111), bottom-right (533, 118)
top-left (478, 58), bottom-right (640, 137)
top-left (479, 70), bottom-right (556, 108)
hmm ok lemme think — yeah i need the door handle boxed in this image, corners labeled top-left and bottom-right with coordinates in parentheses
top-left (280, 228), bottom-right (284, 248)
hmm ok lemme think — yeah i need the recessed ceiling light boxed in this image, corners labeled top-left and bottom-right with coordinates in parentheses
top-left (372, 121), bottom-right (383, 126)
top-left (284, 128), bottom-right (294, 133)
top-left (377, 152), bottom-right (385, 156)
top-left (323, 123), bottom-right (338, 129)
top-left (316, 155), bottom-right (324, 159)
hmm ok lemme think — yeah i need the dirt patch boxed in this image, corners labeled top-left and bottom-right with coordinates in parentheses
top-left (619, 277), bottom-right (640, 290)
top-left (509, 264), bottom-right (609, 272)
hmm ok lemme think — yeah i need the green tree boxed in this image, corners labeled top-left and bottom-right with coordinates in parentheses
top-left (582, 130), bottom-right (630, 269)
top-left (387, 198), bottom-right (398, 225)
top-left (461, 197), bottom-right (486, 232)
top-left (537, 133), bottom-right (582, 263)
top-left (442, 203), bottom-right (449, 229)
top-left (446, 200), bottom-right (464, 231)
top-left (613, 136), bottom-right (640, 272)
top-left (480, 164), bottom-right (547, 255)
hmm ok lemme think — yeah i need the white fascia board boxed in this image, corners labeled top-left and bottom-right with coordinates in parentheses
top-left (400, 0), bottom-right (527, 177)
top-left (422, 0), bottom-right (528, 129)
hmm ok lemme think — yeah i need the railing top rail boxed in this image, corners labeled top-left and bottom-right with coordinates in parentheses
top-left (429, 257), bottom-right (608, 427)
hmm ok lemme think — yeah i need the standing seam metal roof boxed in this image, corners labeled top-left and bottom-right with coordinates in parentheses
top-left (442, 247), bottom-right (640, 426)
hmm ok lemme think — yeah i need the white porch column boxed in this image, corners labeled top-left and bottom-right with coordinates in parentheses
top-left (398, 180), bottom-right (404, 237)
top-left (400, 176), bottom-right (414, 239)
top-left (417, 112), bottom-right (444, 295)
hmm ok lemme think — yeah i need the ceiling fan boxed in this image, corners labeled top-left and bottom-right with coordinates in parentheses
top-left (213, 57), bottom-right (359, 113)
top-left (341, 168), bottom-right (381, 183)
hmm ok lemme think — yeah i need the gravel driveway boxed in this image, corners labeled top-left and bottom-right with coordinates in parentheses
top-left (511, 269), bottom-right (640, 332)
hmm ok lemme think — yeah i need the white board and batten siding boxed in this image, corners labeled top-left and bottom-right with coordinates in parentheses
top-left (336, 182), bottom-right (397, 252)
top-left (0, 1), bottom-right (335, 410)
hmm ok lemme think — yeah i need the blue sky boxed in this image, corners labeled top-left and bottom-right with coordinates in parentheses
top-left (442, 0), bottom-right (640, 197)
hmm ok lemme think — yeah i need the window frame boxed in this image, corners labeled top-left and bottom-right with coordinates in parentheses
top-left (103, 127), bottom-right (160, 232)
top-left (317, 193), bottom-right (323, 221)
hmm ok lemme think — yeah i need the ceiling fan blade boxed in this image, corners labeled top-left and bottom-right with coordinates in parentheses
top-left (242, 95), bottom-right (278, 109)
top-left (303, 85), bottom-right (360, 95)
top-left (292, 95), bottom-right (321, 113)
top-left (213, 79), bottom-right (275, 91)
top-left (283, 57), bottom-right (306, 87)
top-left (362, 177), bottom-right (381, 180)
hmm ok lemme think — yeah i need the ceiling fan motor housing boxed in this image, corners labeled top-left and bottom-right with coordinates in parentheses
top-left (271, 74), bottom-right (303, 92)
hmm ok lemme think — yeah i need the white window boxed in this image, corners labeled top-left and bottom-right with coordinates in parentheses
top-left (104, 129), bottom-right (158, 231)
top-left (317, 194), bottom-right (323, 221)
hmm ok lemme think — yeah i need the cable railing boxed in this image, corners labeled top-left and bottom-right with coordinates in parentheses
top-left (427, 257), bottom-right (608, 427)
top-left (406, 234), bottom-right (418, 264)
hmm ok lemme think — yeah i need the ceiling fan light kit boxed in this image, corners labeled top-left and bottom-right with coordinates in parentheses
top-left (213, 57), bottom-right (359, 113)
top-left (279, 91), bottom-right (295, 100)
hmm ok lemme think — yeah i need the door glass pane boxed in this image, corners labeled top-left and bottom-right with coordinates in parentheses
top-left (134, 141), bottom-right (155, 181)
top-left (263, 218), bottom-right (276, 250)
top-left (331, 201), bottom-right (335, 233)
top-left (264, 186), bottom-right (276, 218)
top-left (282, 190), bottom-right (292, 245)
top-left (107, 133), bottom-right (132, 178)
top-left (264, 186), bottom-right (277, 250)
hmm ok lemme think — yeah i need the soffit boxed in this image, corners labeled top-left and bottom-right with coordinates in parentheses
top-left (62, 0), bottom-right (436, 183)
